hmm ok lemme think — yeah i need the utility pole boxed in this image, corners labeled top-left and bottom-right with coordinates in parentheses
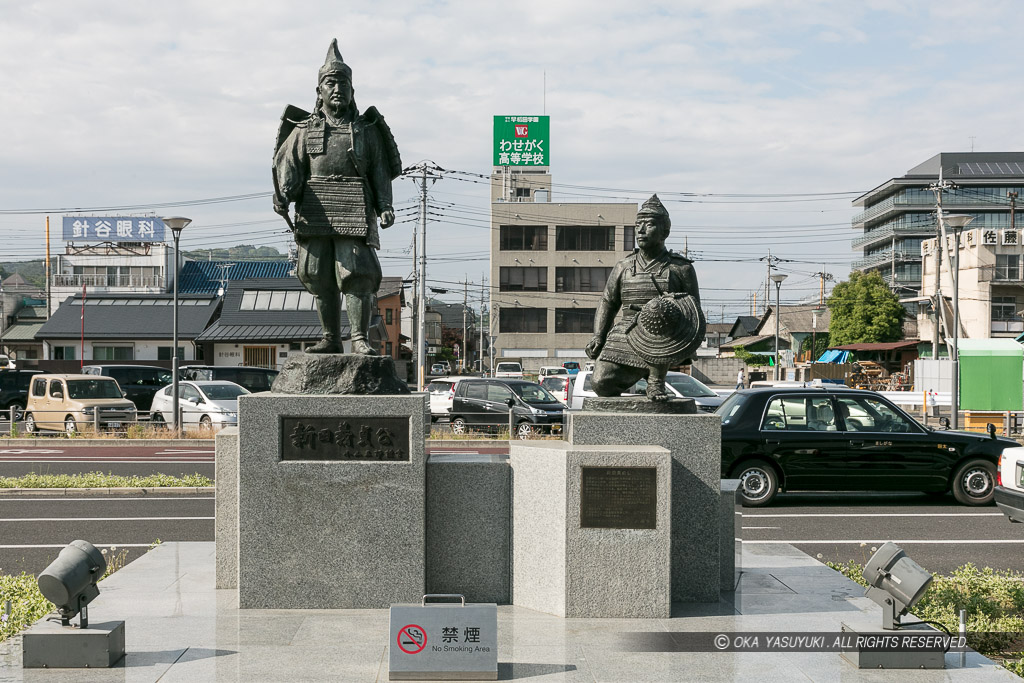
top-left (479, 275), bottom-right (486, 374)
top-left (812, 269), bottom-right (833, 306)
top-left (462, 279), bottom-right (468, 372)
top-left (759, 250), bottom-right (779, 316)
top-left (1010, 191), bottom-right (1018, 233)
top-left (930, 174), bottom-right (956, 360)
top-left (407, 161), bottom-right (443, 390)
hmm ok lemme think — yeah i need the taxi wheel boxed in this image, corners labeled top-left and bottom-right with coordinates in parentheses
top-left (951, 458), bottom-right (996, 506)
top-left (64, 416), bottom-right (77, 434)
top-left (732, 459), bottom-right (779, 507)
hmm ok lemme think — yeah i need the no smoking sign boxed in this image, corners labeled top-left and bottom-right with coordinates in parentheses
top-left (396, 624), bottom-right (426, 654)
top-left (389, 597), bottom-right (497, 680)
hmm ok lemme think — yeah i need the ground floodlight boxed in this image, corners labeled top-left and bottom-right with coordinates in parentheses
top-left (37, 540), bottom-right (108, 628)
top-left (863, 542), bottom-right (933, 630)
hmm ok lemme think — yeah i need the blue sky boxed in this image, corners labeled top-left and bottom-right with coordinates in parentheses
top-left (1, 1), bottom-right (1022, 319)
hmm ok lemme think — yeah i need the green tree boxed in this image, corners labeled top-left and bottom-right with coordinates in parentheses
top-left (800, 332), bottom-right (831, 361)
top-left (826, 272), bottom-right (904, 345)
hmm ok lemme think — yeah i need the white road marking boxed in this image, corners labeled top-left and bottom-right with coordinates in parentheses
top-left (0, 460), bottom-right (212, 464)
top-left (0, 449), bottom-right (64, 454)
top-left (0, 517), bottom-right (214, 522)
top-left (743, 512), bottom-right (1003, 518)
top-left (744, 539), bottom-right (1024, 544)
top-left (155, 450), bottom-right (215, 455)
top-left (741, 526), bottom-right (780, 530)
top-left (0, 497), bottom-right (213, 502)
top-left (0, 543), bottom-right (156, 549)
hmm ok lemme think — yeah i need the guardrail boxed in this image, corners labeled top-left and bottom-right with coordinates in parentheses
top-left (1, 407), bottom-right (227, 437)
top-left (432, 408), bottom-right (566, 440)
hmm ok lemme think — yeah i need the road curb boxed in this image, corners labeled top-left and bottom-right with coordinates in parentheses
top-left (0, 486), bottom-right (215, 496)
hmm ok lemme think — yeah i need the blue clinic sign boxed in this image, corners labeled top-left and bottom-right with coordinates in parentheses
top-left (62, 216), bottom-right (166, 242)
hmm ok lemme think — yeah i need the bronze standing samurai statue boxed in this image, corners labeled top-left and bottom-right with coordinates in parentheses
top-left (273, 39), bottom-right (401, 355)
top-left (585, 195), bottom-right (706, 401)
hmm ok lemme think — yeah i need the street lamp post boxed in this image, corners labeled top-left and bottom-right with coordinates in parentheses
top-left (944, 213), bottom-right (975, 430)
top-left (811, 307), bottom-right (825, 363)
top-left (162, 217), bottom-right (192, 433)
top-left (770, 273), bottom-right (788, 381)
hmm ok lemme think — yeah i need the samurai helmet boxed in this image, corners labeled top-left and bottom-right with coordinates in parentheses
top-left (319, 39), bottom-right (352, 82)
top-left (637, 194), bottom-right (671, 230)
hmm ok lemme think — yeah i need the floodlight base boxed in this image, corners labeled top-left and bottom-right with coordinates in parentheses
top-left (840, 621), bottom-right (945, 670)
top-left (22, 619), bottom-right (125, 668)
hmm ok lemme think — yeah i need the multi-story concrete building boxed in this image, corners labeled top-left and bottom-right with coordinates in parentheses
top-left (919, 224), bottom-right (1024, 345)
top-left (49, 242), bottom-right (174, 314)
top-left (852, 153), bottom-right (1024, 314)
top-left (489, 169), bottom-right (637, 370)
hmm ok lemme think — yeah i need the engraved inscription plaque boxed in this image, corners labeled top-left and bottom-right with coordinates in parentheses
top-left (580, 466), bottom-right (657, 529)
top-left (281, 416), bottom-right (410, 461)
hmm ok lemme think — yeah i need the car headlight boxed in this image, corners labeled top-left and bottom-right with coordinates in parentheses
top-left (223, 412), bottom-right (237, 418)
top-left (530, 406), bottom-right (542, 415)
top-left (81, 407), bottom-right (95, 415)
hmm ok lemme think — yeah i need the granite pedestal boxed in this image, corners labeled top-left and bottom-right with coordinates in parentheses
top-left (236, 392), bottom-right (427, 609)
top-left (571, 398), bottom-right (722, 602)
top-left (510, 441), bottom-right (672, 618)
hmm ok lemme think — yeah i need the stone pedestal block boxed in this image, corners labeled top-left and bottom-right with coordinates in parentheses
top-left (215, 426), bottom-right (239, 589)
top-left (568, 409), bottom-right (721, 602)
top-left (510, 441), bottom-right (671, 618)
top-left (426, 454), bottom-right (510, 603)
top-left (720, 479), bottom-right (740, 591)
top-left (237, 393), bottom-right (427, 608)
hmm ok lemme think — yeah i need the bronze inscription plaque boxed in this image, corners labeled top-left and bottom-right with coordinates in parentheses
top-left (281, 416), bottom-right (410, 461)
top-left (580, 466), bottom-right (657, 529)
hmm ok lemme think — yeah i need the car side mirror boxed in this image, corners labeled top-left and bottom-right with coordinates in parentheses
top-left (188, 397), bottom-right (200, 404)
top-left (121, 391), bottom-right (128, 398)
top-left (505, 398), bottom-right (515, 408)
top-left (940, 416), bottom-right (951, 430)
top-left (987, 423), bottom-right (997, 440)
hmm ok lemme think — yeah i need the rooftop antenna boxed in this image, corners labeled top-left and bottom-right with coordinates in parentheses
top-left (969, 136), bottom-right (976, 152)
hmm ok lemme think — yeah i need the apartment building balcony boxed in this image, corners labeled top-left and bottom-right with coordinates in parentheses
top-left (853, 194), bottom-right (1010, 227)
top-left (51, 274), bottom-right (166, 289)
top-left (991, 317), bottom-right (1024, 334)
top-left (879, 271), bottom-right (922, 286)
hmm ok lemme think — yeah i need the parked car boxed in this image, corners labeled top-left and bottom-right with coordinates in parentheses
top-left (449, 378), bottom-right (564, 438)
top-left (0, 354), bottom-right (14, 370)
top-left (82, 364), bottom-right (173, 412)
top-left (150, 380), bottom-right (247, 430)
top-left (179, 366), bottom-right (278, 393)
top-left (538, 366), bottom-right (569, 379)
top-left (427, 376), bottom-right (472, 421)
top-left (566, 370), bottom-right (720, 411)
top-left (717, 386), bottom-right (1018, 507)
top-left (24, 374), bottom-right (137, 433)
top-left (0, 369), bottom-right (43, 420)
top-left (494, 362), bottom-right (524, 379)
top-left (540, 375), bottom-right (572, 405)
top-left (430, 363), bottom-right (447, 376)
top-left (995, 446), bottom-right (1024, 523)
top-left (561, 361), bottom-right (581, 376)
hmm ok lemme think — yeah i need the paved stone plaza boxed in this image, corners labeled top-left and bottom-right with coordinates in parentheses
top-left (0, 541), bottom-right (1014, 682)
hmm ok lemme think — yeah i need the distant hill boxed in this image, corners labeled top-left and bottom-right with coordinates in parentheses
top-left (183, 245), bottom-right (287, 261)
top-left (0, 260), bottom-right (45, 288)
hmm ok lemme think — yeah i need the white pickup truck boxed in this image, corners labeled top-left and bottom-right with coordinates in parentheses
top-left (995, 446), bottom-right (1024, 523)
top-left (494, 362), bottom-right (524, 379)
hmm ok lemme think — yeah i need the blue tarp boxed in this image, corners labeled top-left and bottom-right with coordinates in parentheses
top-left (815, 350), bottom-right (850, 363)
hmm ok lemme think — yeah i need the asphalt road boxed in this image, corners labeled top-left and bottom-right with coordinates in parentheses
top-left (0, 493), bottom-right (214, 575)
top-left (740, 491), bottom-right (1024, 575)
top-left (0, 445), bottom-right (215, 480)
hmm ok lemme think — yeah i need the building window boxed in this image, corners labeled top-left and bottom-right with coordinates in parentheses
top-left (499, 225), bottom-right (548, 251)
top-left (499, 267), bottom-right (548, 291)
top-left (53, 345), bottom-right (76, 360)
top-left (385, 308), bottom-right (393, 325)
top-left (515, 187), bottom-right (531, 199)
top-left (993, 296), bottom-right (1018, 321)
top-left (623, 225), bottom-right (635, 251)
top-left (386, 342), bottom-right (393, 356)
top-left (555, 267), bottom-right (611, 292)
top-left (894, 263), bottom-right (922, 282)
top-left (555, 308), bottom-right (595, 334)
top-left (499, 307), bottom-right (547, 333)
top-left (93, 345), bottom-right (134, 361)
top-left (157, 346), bottom-right (185, 361)
top-left (555, 226), bottom-right (614, 251)
top-left (996, 254), bottom-right (1021, 281)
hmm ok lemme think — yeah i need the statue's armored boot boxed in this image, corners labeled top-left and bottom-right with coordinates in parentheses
top-left (346, 293), bottom-right (379, 356)
top-left (307, 293), bottom-right (344, 354)
top-left (645, 365), bottom-right (671, 402)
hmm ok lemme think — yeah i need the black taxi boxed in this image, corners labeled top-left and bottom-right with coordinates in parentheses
top-left (717, 386), bottom-right (1018, 507)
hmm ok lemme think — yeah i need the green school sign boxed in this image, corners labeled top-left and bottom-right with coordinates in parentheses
top-left (493, 115), bottom-right (549, 166)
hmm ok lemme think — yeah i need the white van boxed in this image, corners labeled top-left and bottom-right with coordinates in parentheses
top-left (494, 362), bottom-right (524, 379)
